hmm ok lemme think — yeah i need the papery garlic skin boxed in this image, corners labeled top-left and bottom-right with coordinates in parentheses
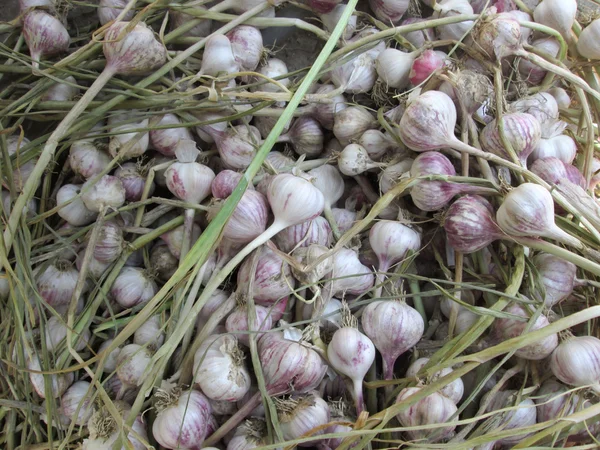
top-left (275, 216), bottom-right (332, 253)
top-left (533, 0), bottom-right (577, 38)
top-left (69, 140), bottom-right (111, 179)
top-left (42, 75), bottom-right (79, 101)
top-left (396, 387), bottom-right (458, 442)
top-left (531, 253), bottom-right (576, 307)
top-left (369, 221), bottom-right (421, 272)
top-left (406, 358), bottom-right (464, 404)
top-left (329, 248), bottom-right (374, 297)
top-left (83, 401), bottom-right (148, 450)
top-left (152, 388), bottom-right (212, 449)
top-left (193, 334), bottom-right (252, 402)
top-left (483, 390), bottom-right (537, 445)
top-left (99, 0), bottom-right (135, 25)
top-left (227, 25), bottom-right (263, 72)
top-left (108, 118), bottom-right (150, 159)
top-left (226, 304), bottom-right (273, 347)
top-left (35, 260), bottom-right (81, 308)
top-left (170, 7), bottom-right (211, 37)
top-left (150, 113), bottom-right (193, 157)
top-left (550, 336), bottom-right (600, 389)
top-left (98, 339), bottom-right (121, 373)
top-left (578, 18), bottom-right (600, 60)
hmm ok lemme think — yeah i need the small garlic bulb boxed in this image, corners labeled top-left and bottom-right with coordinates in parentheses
top-left (98, 0), bottom-right (135, 25)
top-left (69, 140), bottom-right (111, 180)
top-left (396, 387), bottom-right (458, 442)
top-left (110, 266), bottom-right (157, 308)
top-left (44, 316), bottom-right (91, 353)
top-left (28, 354), bottom-right (74, 399)
top-left (577, 18), bottom-right (600, 60)
top-left (97, 339), bottom-right (121, 373)
top-left (277, 392), bottom-right (331, 446)
top-left (329, 248), bottom-right (374, 297)
top-left (483, 390), bottom-right (537, 445)
top-left (165, 139), bottom-right (215, 204)
top-left (193, 334), bottom-right (251, 402)
top-left (550, 336), bottom-right (600, 389)
top-left (150, 113), bottom-right (193, 157)
top-left (333, 106), bottom-right (376, 146)
top-left (81, 175), bottom-right (126, 212)
top-left (35, 260), bottom-right (81, 308)
top-left (42, 75), bottom-right (79, 102)
top-left (22, 11), bottom-right (70, 71)
top-left (225, 304), bottom-right (273, 346)
top-left (133, 314), bottom-right (165, 350)
top-left (83, 401), bottom-right (148, 450)
top-left (406, 358), bottom-right (464, 404)
top-left (56, 184), bottom-right (98, 226)
top-left (533, 0), bottom-right (577, 38)
top-left (107, 116), bottom-right (150, 159)
top-left (59, 381), bottom-right (94, 425)
top-left (116, 343), bottom-right (152, 389)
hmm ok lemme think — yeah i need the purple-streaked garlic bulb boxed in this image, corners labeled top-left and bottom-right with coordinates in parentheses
top-left (331, 52), bottom-right (377, 95)
top-left (56, 184), bottom-right (98, 226)
top-left (133, 314), bottom-right (165, 350)
top-left (496, 183), bottom-right (582, 248)
top-left (237, 246), bottom-right (294, 307)
top-left (329, 248), bottom-right (374, 297)
top-left (406, 357), bottom-right (464, 404)
top-left (165, 139), bottom-right (215, 204)
top-left (489, 304), bottom-right (558, 360)
top-left (116, 344), bottom-right (152, 390)
top-left (305, 84), bottom-right (347, 130)
top-left (368, 0), bottom-right (409, 23)
top-left (278, 117), bottom-right (324, 158)
top-left (23, 11), bottom-right (70, 71)
top-left (81, 175), bottom-right (126, 212)
top-left (474, 13), bottom-right (522, 61)
top-left (35, 259), bottom-right (80, 308)
top-left (115, 162), bottom-right (154, 201)
top-left (530, 134), bottom-right (578, 164)
top-left (258, 331), bottom-right (328, 395)
top-left (211, 170), bottom-right (248, 199)
top-left (5, 135), bottom-right (36, 192)
top-left (531, 253), bottom-right (577, 307)
top-left (69, 140), bottom-right (111, 180)
top-left (530, 157), bottom-right (586, 189)
top-left (509, 92), bottom-right (560, 139)
top-left (278, 392), bottom-right (330, 447)
top-left (110, 266), bottom-right (157, 308)
top-left (107, 114), bottom-right (150, 159)
top-left (193, 334), bottom-right (251, 402)
top-left (327, 308), bottom-right (375, 414)
top-left (444, 195), bottom-right (503, 254)
top-left (411, 151), bottom-right (496, 211)
top-left (409, 50), bottom-right (448, 86)
top-left (275, 216), bottom-right (332, 253)
top-left (225, 303), bottom-right (273, 346)
top-left (518, 37), bottom-right (561, 85)
top-left (227, 419), bottom-right (269, 449)
top-left (535, 380), bottom-right (577, 423)
top-left (150, 114), bottom-right (193, 157)
top-left (332, 208), bottom-right (357, 234)
top-left (369, 220), bottom-right (421, 275)
top-left (395, 387), bottom-right (458, 442)
top-left (86, 220), bottom-right (124, 263)
top-left (152, 387), bottom-right (213, 450)
top-left (160, 223), bottom-right (202, 259)
top-left (214, 125), bottom-right (262, 170)
top-left (480, 113), bottom-right (541, 166)
top-left (226, 25), bottom-right (263, 72)
top-left (362, 299), bottom-right (424, 380)
top-left (550, 336), bottom-right (600, 390)
top-left (57, 381), bottom-right (94, 426)
top-left (210, 190), bottom-right (269, 244)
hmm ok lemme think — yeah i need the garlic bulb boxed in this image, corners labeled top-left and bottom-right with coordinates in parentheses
top-left (69, 140), bottom-right (111, 179)
top-left (330, 248), bottom-right (374, 297)
top-left (97, 339), bottom-right (121, 373)
top-left (200, 34), bottom-right (239, 77)
top-left (368, 0), bottom-right (409, 24)
top-left (396, 387), bottom-right (458, 442)
top-left (577, 18), bottom-right (600, 60)
top-left (115, 162), bottom-right (153, 202)
top-left (331, 53), bottom-right (377, 95)
top-left (56, 184), bottom-right (98, 226)
top-left (483, 390), bottom-right (537, 445)
top-left (165, 139), bottom-right (215, 204)
top-left (550, 336), bottom-right (600, 389)
top-left (531, 253), bottom-right (576, 307)
top-left (530, 134), bottom-right (578, 164)
top-left (23, 11), bottom-right (70, 71)
top-left (225, 304), bottom-right (273, 346)
top-left (480, 113), bottom-right (541, 165)
top-left (252, 58), bottom-right (289, 94)
top-left (152, 387), bottom-right (213, 449)
top-left (98, 0), bottom-right (135, 25)
top-left (28, 354), bottom-right (74, 399)
top-left (35, 260), bottom-right (81, 308)
top-left (275, 216), bottom-right (332, 253)
top-left (227, 419), bottom-right (269, 450)
top-left (369, 221), bottom-right (421, 273)
top-left (277, 392), bottom-right (330, 446)
top-left (489, 304), bottom-right (558, 360)
top-left (193, 334), bottom-right (251, 402)
top-left (406, 358), bottom-right (464, 404)
top-left (44, 316), bottom-right (91, 353)
top-left (133, 314), bottom-right (165, 350)
top-left (170, 7), bottom-right (211, 38)
top-left (375, 48), bottom-right (415, 90)
top-left (434, 0), bottom-right (475, 41)
top-left (42, 75), bottom-right (79, 102)
top-left (535, 380), bottom-right (577, 423)
top-left (81, 175), bottom-right (126, 212)
top-left (150, 113), bottom-right (193, 157)
top-left (83, 401), bottom-right (148, 450)
top-left (533, 0), bottom-right (577, 38)
top-left (116, 343), bottom-right (152, 389)
top-left (333, 106), bottom-right (376, 146)
top-left (110, 266), bottom-right (157, 308)
top-left (107, 116), bottom-right (150, 159)
top-left (59, 381), bottom-right (94, 425)
top-left (227, 25), bottom-right (263, 72)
